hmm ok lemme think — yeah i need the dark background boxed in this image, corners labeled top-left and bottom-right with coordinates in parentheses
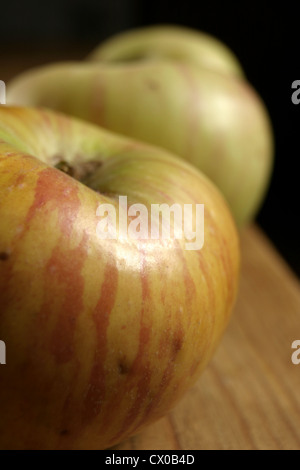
top-left (1, 1), bottom-right (298, 276)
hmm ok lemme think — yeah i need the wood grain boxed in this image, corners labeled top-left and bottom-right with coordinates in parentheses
top-left (113, 225), bottom-right (300, 450)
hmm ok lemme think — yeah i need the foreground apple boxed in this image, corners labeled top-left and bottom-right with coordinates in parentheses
top-left (7, 58), bottom-right (273, 226)
top-left (88, 24), bottom-right (244, 77)
top-left (0, 106), bottom-right (239, 450)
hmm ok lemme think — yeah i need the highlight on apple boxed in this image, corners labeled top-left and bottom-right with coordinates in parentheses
top-left (96, 196), bottom-right (204, 251)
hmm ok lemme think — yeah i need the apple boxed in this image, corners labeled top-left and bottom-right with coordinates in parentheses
top-left (87, 24), bottom-right (244, 77)
top-left (7, 57), bottom-right (273, 227)
top-left (0, 106), bottom-right (240, 450)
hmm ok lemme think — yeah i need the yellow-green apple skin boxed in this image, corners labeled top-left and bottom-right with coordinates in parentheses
top-left (0, 106), bottom-right (239, 449)
top-left (7, 60), bottom-right (273, 226)
top-left (88, 24), bottom-right (244, 77)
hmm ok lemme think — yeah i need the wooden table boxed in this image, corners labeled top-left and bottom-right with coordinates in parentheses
top-left (2, 51), bottom-right (300, 450)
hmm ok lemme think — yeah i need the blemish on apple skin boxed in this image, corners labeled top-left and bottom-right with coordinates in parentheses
top-left (59, 429), bottom-right (70, 436)
top-left (0, 251), bottom-right (10, 261)
top-left (172, 335), bottom-right (183, 354)
top-left (118, 361), bottom-right (130, 375)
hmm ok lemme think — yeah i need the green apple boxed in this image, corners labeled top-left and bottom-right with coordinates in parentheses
top-left (88, 24), bottom-right (244, 77)
top-left (0, 106), bottom-right (240, 449)
top-left (7, 59), bottom-right (273, 226)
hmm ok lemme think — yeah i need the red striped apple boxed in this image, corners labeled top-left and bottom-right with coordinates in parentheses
top-left (0, 106), bottom-right (239, 450)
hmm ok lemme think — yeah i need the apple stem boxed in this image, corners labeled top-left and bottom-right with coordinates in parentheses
top-left (54, 160), bottom-right (103, 183)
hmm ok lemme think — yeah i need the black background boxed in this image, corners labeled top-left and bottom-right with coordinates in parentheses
top-left (1, 1), bottom-right (298, 276)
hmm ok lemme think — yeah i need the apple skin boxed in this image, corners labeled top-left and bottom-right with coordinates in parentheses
top-left (7, 60), bottom-right (273, 226)
top-left (0, 106), bottom-right (239, 450)
top-left (88, 24), bottom-right (244, 77)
